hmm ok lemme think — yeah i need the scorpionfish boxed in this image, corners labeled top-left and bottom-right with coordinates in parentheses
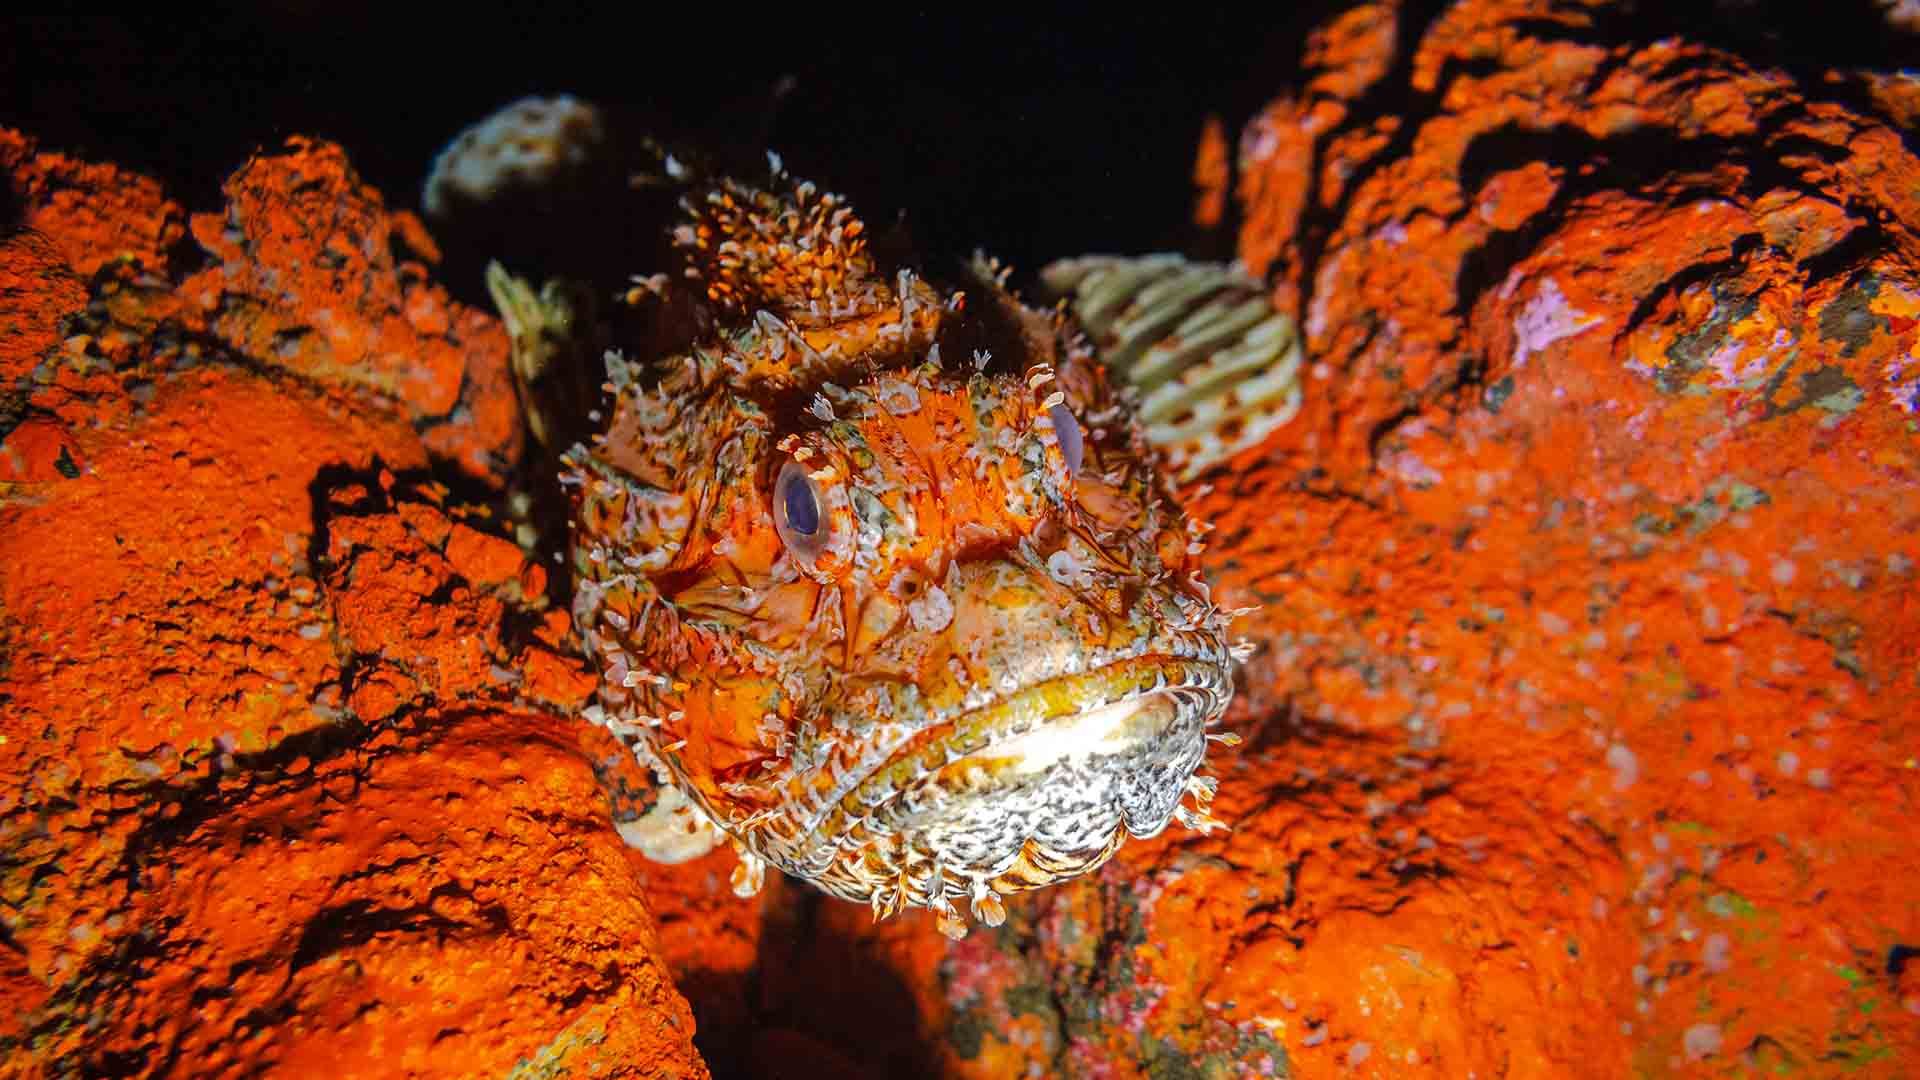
top-left (546, 157), bottom-right (1298, 939)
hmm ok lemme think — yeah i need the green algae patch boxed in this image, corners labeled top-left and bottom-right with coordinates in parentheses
top-left (1815, 276), bottom-right (1888, 358)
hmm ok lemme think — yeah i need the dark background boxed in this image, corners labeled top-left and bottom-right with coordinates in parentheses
top-left (0, 9), bottom-right (1295, 302)
top-left (2, 6), bottom-right (1912, 305)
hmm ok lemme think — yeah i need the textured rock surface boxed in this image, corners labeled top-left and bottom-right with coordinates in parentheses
top-left (1, 131), bottom-right (705, 1077)
top-left (681, 4), bottom-right (1920, 1078)
top-left (905, 3), bottom-right (1920, 1077)
top-left (6, 2), bottom-right (1920, 1077)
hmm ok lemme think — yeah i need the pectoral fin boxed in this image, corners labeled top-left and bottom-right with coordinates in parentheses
top-left (1044, 255), bottom-right (1303, 483)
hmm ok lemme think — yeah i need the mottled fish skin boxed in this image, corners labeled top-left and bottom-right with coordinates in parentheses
top-left (564, 163), bottom-right (1235, 938)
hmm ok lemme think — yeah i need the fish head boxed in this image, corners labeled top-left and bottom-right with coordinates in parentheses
top-left (568, 170), bottom-right (1234, 934)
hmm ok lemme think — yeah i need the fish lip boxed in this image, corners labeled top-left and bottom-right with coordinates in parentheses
top-left (819, 651), bottom-right (1232, 836)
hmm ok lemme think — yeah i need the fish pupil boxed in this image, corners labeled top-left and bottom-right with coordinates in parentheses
top-left (783, 471), bottom-right (821, 536)
top-left (1050, 402), bottom-right (1084, 477)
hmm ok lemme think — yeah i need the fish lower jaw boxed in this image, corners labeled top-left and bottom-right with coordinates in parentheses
top-left (764, 653), bottom-right (1233, 938)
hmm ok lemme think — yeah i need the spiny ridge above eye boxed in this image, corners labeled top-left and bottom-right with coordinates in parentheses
top-left (674, 171), bottom-right (880, 316)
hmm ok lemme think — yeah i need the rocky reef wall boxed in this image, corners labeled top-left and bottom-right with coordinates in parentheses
top-left (4, 3), bottom-right (1919, 1077)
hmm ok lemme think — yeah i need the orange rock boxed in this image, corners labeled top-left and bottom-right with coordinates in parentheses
top-left (443, 521), bottom-right (528, 589)
top-left (0, 228), bottom-right (85, 385)
top-left (1191, 115), bottom-right (1231, 230)
top-left (936, 4), bottom-right (1920, 1077)
top-left (173, 137), bottom-right (522, 483)
top-left (60, 712), bottom-right (702, 1077)
top-left (1, 127), bottom-right (185, 277)
top-left (0, 416), bottom-right (84, 484)
top-left (1, 135), bottom-right (706, 1077)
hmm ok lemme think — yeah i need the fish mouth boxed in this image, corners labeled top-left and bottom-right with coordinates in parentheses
top-left (819, 652), bottom-right (1233, 888)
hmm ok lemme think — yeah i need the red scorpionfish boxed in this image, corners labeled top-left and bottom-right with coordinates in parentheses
top-left (484, 144), bottom-right (1302, 939)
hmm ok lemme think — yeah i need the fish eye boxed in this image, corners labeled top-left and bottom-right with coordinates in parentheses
top-left (774, 460), bottom-right (837, 572)
top-left (778, 463), bottom-right (821, 537)
top-left (1049, 401), bottom-right (1084, 478)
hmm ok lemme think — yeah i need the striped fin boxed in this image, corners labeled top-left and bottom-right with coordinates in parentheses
top-left (1044, 255), bottom-right (1303, 483)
